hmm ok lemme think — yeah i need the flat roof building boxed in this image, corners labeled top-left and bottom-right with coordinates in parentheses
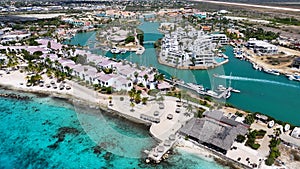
top-left (246, 40), bottom-right (278, 55)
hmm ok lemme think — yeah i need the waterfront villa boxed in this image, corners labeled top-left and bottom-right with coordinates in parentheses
top-left (179, 110), bottom-right (249, 154)
top-left (246, 39), bottom-right (278, 55)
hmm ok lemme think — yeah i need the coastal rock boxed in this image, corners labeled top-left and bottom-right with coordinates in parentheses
top-left (0, 93), bottom-right (31, 100)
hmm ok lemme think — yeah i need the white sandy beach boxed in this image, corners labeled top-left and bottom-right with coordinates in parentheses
top-left (176, 137), bottom-right (217, 161)
top-left (0, 70), bottom-right (109, 106)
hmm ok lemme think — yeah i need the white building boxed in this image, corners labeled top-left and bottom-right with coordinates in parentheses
top-left (210, 34), bottom-right (228, 45)
top-left (0, 33), bottom-right (31, 43)
top-left (113, 76), bottom-right (133, 91)
top-left (246, 40), bottom-right (278, 55)
top-left (95, 72), bottom-right (115, 86)
top-left (160, 28), bottom-right (218, 68)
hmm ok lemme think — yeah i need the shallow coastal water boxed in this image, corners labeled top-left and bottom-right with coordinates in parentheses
top-left (67, 19), bottom-right (300, 126)
top-left (0, 90), bottom-right (225, 169)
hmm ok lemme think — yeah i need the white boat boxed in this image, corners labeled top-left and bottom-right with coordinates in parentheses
top-left (294, 75), bottom-right (300, 81)
top-left (264, 69), bottom-right (280, 76)
top-left (252, 63), bottom-right (259, 70)
top-left (110, 47), bottom-right (120, 54)
top-left (207, 90), bottom-right (218, 96)
top-left (224, 91), bottom-right (231, 99)
top-left (286, 74), bottom-right (295, 81)
top-left (217, 85), bottom-right (226, 92)
top-left (235, 51), bottom-right (243, 59)
top-left (187, 83), bottom-right (204, 91)
top-left (231, 89), bottom-right (241, 93)
top-left (120, 49), bottom-right (127, 54)
top-left (136, 47), bottom-right (145, 55)
top-left (222, 54), bottom-right (229, 59)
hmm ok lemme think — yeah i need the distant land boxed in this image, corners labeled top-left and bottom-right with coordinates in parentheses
top-left (203, 0), bottom-right (300, 7)
top-left (191, 0), bottom-right (300, 12)
top-left (210, 0), bottom-right (299, 3)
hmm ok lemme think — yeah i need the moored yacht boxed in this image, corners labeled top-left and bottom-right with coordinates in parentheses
top-left (187, 82), bottom-right (204, 92)
top-left (136, 47), bottom-right (145, 55)
top-left (120, 49), bottom-right (127, 54)
top-left (111, 47), bottom-right (120, 54)
top-left (234, 50), bottom-right (244, 59)
top-left (264, 69), bottom-right (280, 76)
top-left (286, 74), bottom-right (300, 81)
top-left (207, 90), bottom-right (218, 96)
top-left (217, 85), bottom-right (226, 92)
top-left (231, 88), bottom-right (241, 93)
top-left (224, 91), bottom-right (231, 99)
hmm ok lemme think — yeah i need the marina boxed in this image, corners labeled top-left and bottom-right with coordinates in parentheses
top-left (68, 18), bottom-right (300, 127)
top-left (0, 1), bottom-right (300, 168)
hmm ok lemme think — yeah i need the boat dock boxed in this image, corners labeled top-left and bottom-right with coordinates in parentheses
top-left (165, 79), bottom-right (233, 99)
top-left (146, 134), bottom-right (178, 163)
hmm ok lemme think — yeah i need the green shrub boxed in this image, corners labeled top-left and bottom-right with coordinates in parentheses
top-left (236, 134), bottom-right (246, 143)
top-left (251, 143), bottom-right (260, 150)
top-left (235, 111), bottom-right (243, 117)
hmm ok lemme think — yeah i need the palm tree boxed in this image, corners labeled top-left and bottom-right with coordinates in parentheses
top-left (130, 102), bottom-right (135, 112)
top-left (0, 59), bottom-right (5, 69)
top-left (128, 90), bottom-right (135, 101)
top-left (181, 55), bottom-right (185, 67)
top-left (186, 104), bottom-right (193, 113)
top-left (46, 69), bottom-right (52, 77)
top-left (142, 97), bottom-right (148, 105)
top-left (134, 71), bottom-right (139, 79)
top-left (143, 74), bottom-right (148, 82)
top-left (176, 91), bottom-right (182, 102)
top-left (190, 57), bottom-right (196, 66)
top-left (45, 57), bottom-right (52, 67)
top-left (134, 93), bottom-right (141, 104)
top-left (64, 66), bottom-right (73, 77)
top-left (54, 60), bottom-right (61, 71)
top-left (108, 96), bottom-right (113, 106)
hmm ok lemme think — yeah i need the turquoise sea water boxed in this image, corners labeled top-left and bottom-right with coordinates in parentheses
top-left (67, 19), bottom-right (300, 126)
top-left (0, 90), bottom-right (225, 169)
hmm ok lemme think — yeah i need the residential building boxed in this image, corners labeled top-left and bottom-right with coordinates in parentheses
top-left (160, 27), bottom-right (219, 68)
top-left (246, 40), bottom-right (278, 55)
top-left (210, 34), bottom-right (228, 45)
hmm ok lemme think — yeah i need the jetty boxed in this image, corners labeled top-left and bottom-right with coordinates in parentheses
top-left (165, 79), bottom-right (233, 99)
top-left (146, 134), bottom-right (178, 163)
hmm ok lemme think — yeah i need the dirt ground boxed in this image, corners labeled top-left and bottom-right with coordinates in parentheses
top-left (278, 144), bottom-right (300, 169)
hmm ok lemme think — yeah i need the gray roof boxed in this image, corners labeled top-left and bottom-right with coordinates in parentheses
top-left (180, 116), bottom-right (248, 151)
top-left (203, 110), bottom-right (223, 121)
